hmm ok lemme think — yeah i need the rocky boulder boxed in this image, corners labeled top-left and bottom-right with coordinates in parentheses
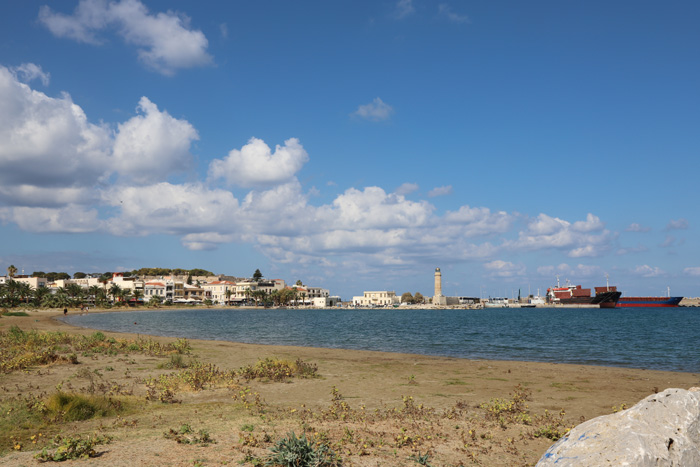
top-left (537, 387), bottom-right (700, 466)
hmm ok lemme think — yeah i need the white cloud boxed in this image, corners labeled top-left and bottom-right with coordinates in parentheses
top-left (483, 260), bottom-right (526, 278)
top-left (572, 213), bottom-right (604, 232)
top-left (353, 97), bottom-right (394, 122)
top-left (113, 97), bottom-right (198, 184)
top-left (395, 182), bottom-right (419, 196)
top-left (428, 185), bottom-right (453, 197)
top-left (438, 4), bottom-right (470, 24)
top-left (616, 244), bottom-right (648, 255)
top-left (394, 0), bottom-right (415, 19)
top-left (666, 218), bottom-right (688, 230)
top-left (443, 206), bottom-right (512, 237)
top-left (39, 0), bottom-right (212, 75)
top-left (632, 265), bottom-right (665, 278)
top-left (208, 137), bottom-right (309, 188)
top-left (684, 267), bottom-right (700, 277)
top-left (0, 65), bottom-right (111, 204)
top-left (626, 223), bottom-right (650, 232)
top-left (102, 182), bottom-right (240, 238)
top-left (661, 235), bottom-right (676, 248)
top-left (11, 63), bottom-right (50, 86)
top-left (537, 263), bottom-right (602, 280)
top-left (507, 213), bottom-right (613, 257)
top-left (0, 205), bottom-right (101, 233)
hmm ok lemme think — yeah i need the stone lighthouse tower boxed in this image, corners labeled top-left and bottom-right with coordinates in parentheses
top-left (434, 267), bottom-right (443, 297)
top-left (433, 267), bottom-right (446, 306)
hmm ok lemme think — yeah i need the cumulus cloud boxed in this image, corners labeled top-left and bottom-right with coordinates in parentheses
top-left (113, 97), bottom-right (198, 184)
top-left (0, 65), bottom-right (111, 203)
top-left (666, 218), bottom-right (688, 230)
top-left (102, 182), bottom-right (240, 237)
top-left (443, 206), bottom-right (512, 237)
top-left (536, 263), bottom-right (602, 280)
top-left (684, 267), bottom-right (700, 276)
top-left (438, 4), bottom-right (470, 24)
top-left (483, 260), bottom-right (526, 278)
top-left (352, 97), bottom-right (394, 121)
top-left (632, 264), bottom-right (665, 277)
top-left (0, 205), bottom-right (101, 233)
top-left (208, 137), bottom-right (309, 188)
top-left (395, 182), bottom-right (419, 196)
top-left (428, 185), bottom-right (453, 197)
top-left (626, 223), bottom-right (650, 232)
top-left (507, 213), bottom-right (613, 257)
top-left (39, 0), bottom-right (212, 75)
top-left (11, 63), bottom-right (50, 86)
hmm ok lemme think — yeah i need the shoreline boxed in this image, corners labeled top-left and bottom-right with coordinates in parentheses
top-left (2, 309), bottom-right (700, 465)
top-left (54, 305), bottom-right (700, 374)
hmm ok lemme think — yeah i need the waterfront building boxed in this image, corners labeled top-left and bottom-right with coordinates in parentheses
top-left (202, 280), bottom-right (237, 304)
top-left (352, 291), bottom-right (399, 307)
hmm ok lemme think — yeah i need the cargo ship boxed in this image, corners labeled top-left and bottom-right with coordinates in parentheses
top-left (546, 279), bottom-right (621, 308)
top-left (616, 296), bottom-right (683, 307)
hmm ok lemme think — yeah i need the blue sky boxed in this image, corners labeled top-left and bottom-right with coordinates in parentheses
top-left (1, 0), bottom-right (699, 299)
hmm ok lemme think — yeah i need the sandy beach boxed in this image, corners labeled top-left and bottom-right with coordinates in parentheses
top-left (2, 308), bottom-right (699, 466)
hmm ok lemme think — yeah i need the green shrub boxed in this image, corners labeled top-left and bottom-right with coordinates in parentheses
top-left (45, 392), bottom-right (121, 421)
top-left (266, 432), bottom-right (341, 467)
top-left (34, 433), bottom-right (112, 461)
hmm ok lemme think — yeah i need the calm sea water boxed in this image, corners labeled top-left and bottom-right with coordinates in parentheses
top-left (61, 307), bottom-right (700, 373)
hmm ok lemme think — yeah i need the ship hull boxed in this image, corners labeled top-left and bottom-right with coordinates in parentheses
top-left (616, 297), bottom-right (683, 307)
top-left (549, 291), bottom-right (622, 308)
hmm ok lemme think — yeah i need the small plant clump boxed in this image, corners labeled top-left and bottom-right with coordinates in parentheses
top-left (240, 358), bottom-right (318, 382)
top-left (265, 431), bottom-right (342, 467)
top-left (34, 433), bottom-right (112, 462)
top-left (164, 424), bottom-right (215, 446)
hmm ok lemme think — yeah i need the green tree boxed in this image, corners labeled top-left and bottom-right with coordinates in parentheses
top-left (132, 289), bottom-right (143, 305)
top-left (109, 283), bottom-right (122, 304)
top-left (253, 269), bottom-right (263, 281)
top-left (73, 272), bottom-right (87, 279)
top-left (401, 292), bottom-right (414, 304)
top-left (295, 279), bottom-right (303, 286)
top-left (7, 264), bottom-right (17, 279)
top-left (225, 288), bottom-right (233, 305)
top-left (414, 292), bottom-right (425, 304)
top-left (33, 286), bottom-right (51, 307)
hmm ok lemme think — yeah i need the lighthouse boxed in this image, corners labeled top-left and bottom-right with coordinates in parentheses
top-left (434, 267), bottom-right (443, 297)
top-left (433, 267), bottom-right (447, 306)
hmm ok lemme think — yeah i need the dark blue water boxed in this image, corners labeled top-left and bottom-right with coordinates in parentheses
top-left (61, 307), bottom-right (700, 373)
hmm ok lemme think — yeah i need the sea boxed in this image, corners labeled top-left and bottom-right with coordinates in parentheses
top-left (61, 307), bottom-right (700, 373)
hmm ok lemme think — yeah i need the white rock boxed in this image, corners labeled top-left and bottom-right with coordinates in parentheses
top-left (537, 387), bottom-right (700, 466)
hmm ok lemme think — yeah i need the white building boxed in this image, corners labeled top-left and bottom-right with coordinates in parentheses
top-left (203, 280), bottom-right (237, 304)
top-left (352, 291), bottom-right (399, 307)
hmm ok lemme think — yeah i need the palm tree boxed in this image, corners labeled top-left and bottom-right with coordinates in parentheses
top-left (52, 289), bottom-right (71, 309)
top-left (65, 283), bottom-right (84, 307)
top-left (15, 281), bottom-right (32, 305)
top-left (109, 284), bottom-right (122, 304)
top-left (33, 286), bottom-right (51, 307)
top-left (7, 264), bottom-right (17, 279)
top-left (120, 289), bottom-right (133, 306)
top-left (132, 289), bottom-right (143, 306)
top-left (225, 288), bottom-right (233, 305)
top-left (88, 285), bottom-right (102, 306)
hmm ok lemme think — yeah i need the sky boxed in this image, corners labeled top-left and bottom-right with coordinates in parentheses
top-left (0, 0), bottom-right (699, 300)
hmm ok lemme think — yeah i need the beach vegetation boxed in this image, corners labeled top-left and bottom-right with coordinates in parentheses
top-left (34, 433), bottom-right (112, 462)
top-left (164, 424), bottom-right (216, 446)
top-left (265, 431), bottom-right (341, 467)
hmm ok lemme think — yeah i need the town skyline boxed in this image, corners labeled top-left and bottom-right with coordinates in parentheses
top-left (1, 1), bottom-right (699, 300)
